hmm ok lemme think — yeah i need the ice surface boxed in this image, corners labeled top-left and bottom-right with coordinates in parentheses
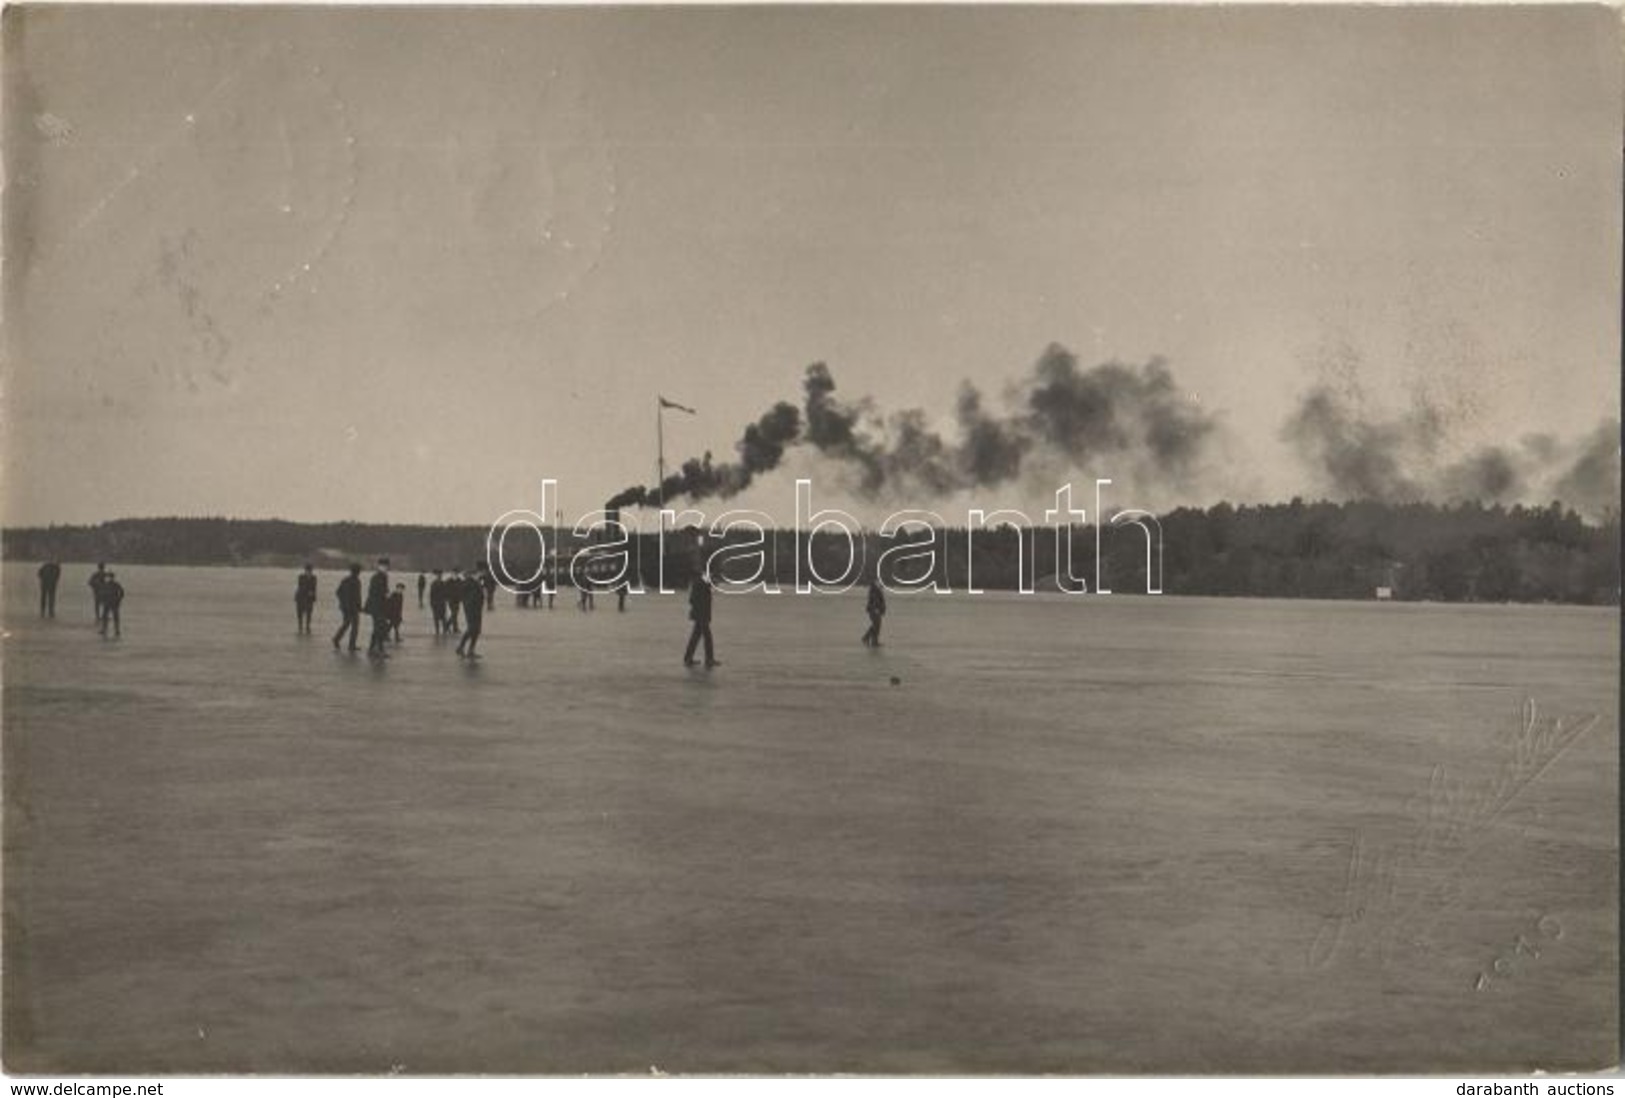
top-left (3, 563), bottom-right (1616, 1072)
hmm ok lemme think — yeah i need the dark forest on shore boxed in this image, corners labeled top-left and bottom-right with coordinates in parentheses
top-left (4, 498), bottom-right (1617, 605)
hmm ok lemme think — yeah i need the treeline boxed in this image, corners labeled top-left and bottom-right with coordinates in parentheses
top-left (1, 517), bottom-right (494, 574)
top-left (1153, 498), bottom-right (1617, 604)
top-left (717, 498), bottom-right (1617, 603)
top-left (2, 499), bottom-right (1618, 604)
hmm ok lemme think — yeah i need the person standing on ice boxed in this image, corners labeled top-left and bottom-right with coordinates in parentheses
top-left (364, 557), bottom-right (392, 658)
top-left (456, 562), bottom-right (486, 659)
top-left (88, 562), bottom-right (109, 623)
top-left (295, 563), bottom-right (318, 634)
top-left (861, 576), bottom-right (887, 647)
top-left (444, 569), bottom-right (464, 634)
top-left (333, 563), bottom-right (363, 651)
top-left (428, 569), bottom-right (447, 635)
top-left (37, 560), bottom-right (61, 619)
top-left (683, 569), bottom-right (719, 668)
top-left (98, 572), bottom-right (125, 638)
top-left (387, 582), bottom-right (406, 643)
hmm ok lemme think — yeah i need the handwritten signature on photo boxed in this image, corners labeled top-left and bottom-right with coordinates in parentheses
top-left (1308, 698), bottom-right (1601, 972)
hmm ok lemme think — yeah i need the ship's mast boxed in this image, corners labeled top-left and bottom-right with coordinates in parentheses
top-left (654, 396), bottom-right (694, 535)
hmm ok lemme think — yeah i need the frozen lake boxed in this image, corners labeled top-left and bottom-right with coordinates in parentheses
top-left (3, 562), bottom-right (1617, 1073)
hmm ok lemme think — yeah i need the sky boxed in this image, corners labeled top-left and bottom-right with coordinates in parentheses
top-left (4, 4), bottom-right (1620, 528)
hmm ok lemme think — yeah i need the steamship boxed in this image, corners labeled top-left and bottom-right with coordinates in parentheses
top-left (524, 505), bottom-right (700, 599)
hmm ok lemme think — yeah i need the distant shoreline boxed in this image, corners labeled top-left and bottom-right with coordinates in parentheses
top-left (4, 502), bottom-right (1617, 605)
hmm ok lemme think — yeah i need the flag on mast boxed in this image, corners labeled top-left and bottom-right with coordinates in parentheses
top-left (659, 396), bottom-right (696, 415)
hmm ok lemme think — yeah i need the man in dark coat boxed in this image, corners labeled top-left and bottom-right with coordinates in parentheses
top-left (456, 563), bottom-right (486, 658)
top-left (88, 562), bottom-right (109, 623)
top-left (388, 583), bottom-right (406, 643)
top-left (295, 563), bottom-right (318, 634)
top-left (332, 563), bottom-right (363, 651)
top-left (428, 569), bottom-right (447, 635)
top-left (98, 572), bottom-right (125, 637)
top-left (416, 572), bottom-right (427, 608)
top-left (37, 561), bottom-right (61, 618)
top-left (364, 557), bottom-right (392, 657)
top-left (861, 577), bottom-right (887, 647)
top-left (445, 570), bottom-right (464, 634)
top-left (683, 571), bottom-right (719, 668)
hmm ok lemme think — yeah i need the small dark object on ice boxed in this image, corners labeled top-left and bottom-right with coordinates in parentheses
top-left (889, 676), bottom-right (901, 686)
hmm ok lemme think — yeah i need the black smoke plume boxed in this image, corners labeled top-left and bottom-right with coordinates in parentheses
top-left (604, 401), bottom-right (802, 510)
top-left (1283, 386), bottom-right (1427, 502)
top-left (605, 344), bottom-right (1218, 508)
top-left (1552, 420), bottom-right (1622, 519)
top-left (1285, 383), bottom-right (1619, 519)
top-left (1021, 347), bottom-right (1213, 479)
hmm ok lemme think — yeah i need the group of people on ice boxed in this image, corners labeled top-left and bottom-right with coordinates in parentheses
top-left (34, 562), bottom-right (125, 638)
top-left (312, 558), bottom-right (493, 660)
top-left (32, 554), bottom-right (891, 668)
